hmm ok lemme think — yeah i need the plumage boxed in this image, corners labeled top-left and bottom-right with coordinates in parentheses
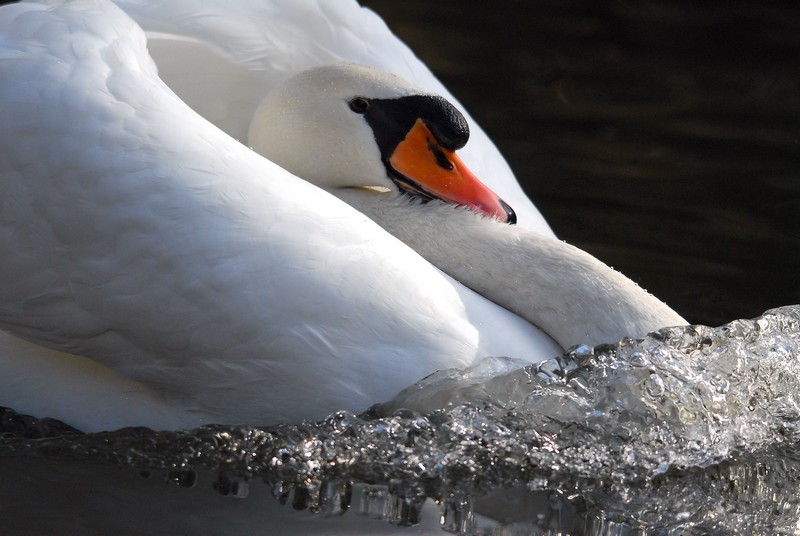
top-left (0, 0), bottom-right (562, 432)
top-left (0, 0), bottom-right (684, 435)
top-left (247, 63), bottom-right (685, 348)
top-left (114, 0), bottom-right (554, 232)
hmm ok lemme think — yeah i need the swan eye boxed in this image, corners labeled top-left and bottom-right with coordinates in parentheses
top-left (348, 97), bottom-right (370, 114)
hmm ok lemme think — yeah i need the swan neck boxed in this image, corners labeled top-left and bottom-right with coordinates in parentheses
top-left (334, 189), bottom-right (687, 349)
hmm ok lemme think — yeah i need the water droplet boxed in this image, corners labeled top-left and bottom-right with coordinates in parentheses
top-left (318, 479), bottom-right (352, 516)
top-left (644, 374), bottom-right (666, 398)
top-left (356, 484), bottom-right (391, 519)
top-left (166, 470), bottom-right (196, 488)
top-left (213, 473), bottom-right (249, 498)
top-left (439, 491), bottom-right (475, 534)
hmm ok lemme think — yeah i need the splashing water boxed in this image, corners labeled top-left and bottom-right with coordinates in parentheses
top-left (1, 306), bottom-right (799, 534)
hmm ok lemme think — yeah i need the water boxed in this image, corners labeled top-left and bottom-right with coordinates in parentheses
top-left (2, 305), bottom-right (799, 534)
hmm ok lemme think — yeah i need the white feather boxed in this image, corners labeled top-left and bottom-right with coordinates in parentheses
top-left (0, 0), bottom-right (561, 431)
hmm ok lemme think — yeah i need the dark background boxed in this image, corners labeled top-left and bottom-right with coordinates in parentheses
top-left (361, 1), bottom-right (800, 326)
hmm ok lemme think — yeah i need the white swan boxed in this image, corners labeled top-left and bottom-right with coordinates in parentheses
top-left (0, 0), bottom-right (683, 434)
top-left (248, 63), bottom-right (686, 349)
top-left (114, 0), bottom-right (554, 233)
top-left (0, 0), bottom-right (555, 432)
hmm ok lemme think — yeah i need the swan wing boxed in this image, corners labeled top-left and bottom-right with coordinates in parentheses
top-left (0, 0), bottom-right (558, 428)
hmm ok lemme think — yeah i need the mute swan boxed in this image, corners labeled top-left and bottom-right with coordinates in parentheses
top-left (112, 0), bottom-right (553, 233)
top-left (0, 2), bottom-right (691, 534)
top-left (248, 63), bottom-right (686, 348)
top-left (0, 0), bottom-right (683, 434)
top-left (0, 0), bottom-right (558, 432)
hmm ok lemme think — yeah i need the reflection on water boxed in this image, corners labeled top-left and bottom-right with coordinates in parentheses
top-left (2, 306), bottom-right (799, 534)
top-left (361, 1), bottom-right (800, 327)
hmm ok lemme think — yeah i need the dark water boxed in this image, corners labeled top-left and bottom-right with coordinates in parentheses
top-left (361, 0), bottom-right (800, 327)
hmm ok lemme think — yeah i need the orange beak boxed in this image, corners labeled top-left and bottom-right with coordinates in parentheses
top-left (388, 119), bottom-right (516, 224)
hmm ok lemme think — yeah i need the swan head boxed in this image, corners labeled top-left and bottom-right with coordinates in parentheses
top-left (248, 63), bottom-right (516, 224)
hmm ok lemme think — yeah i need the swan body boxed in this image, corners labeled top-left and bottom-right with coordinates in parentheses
top-left (0, 0), bottom-right (684, 434)
top-left (0, 0), bottom-right (563, 433)
top-left (0, 2), bottom-right (691, 534)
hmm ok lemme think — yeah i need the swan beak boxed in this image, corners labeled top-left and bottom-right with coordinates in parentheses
top-left (388, 119), bottom-right (517, 224)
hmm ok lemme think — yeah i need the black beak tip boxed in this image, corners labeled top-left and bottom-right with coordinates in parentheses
top-left (500, 199), bottom-right (517, 225)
